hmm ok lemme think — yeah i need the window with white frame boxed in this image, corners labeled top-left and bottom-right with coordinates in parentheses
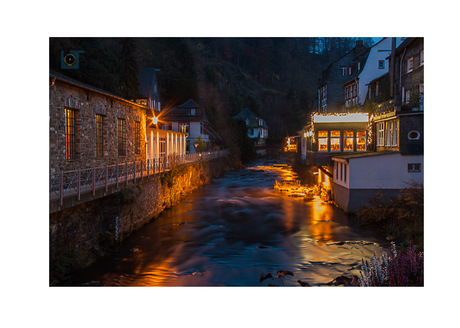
top-left (408, 163), bottom-right (421, 173)
top-left (341, 67), bottom-right (347, 76)
top-left (190, 108), bottom-right (196, 115)
top-left (386, 121), bottom-right (392, 146)
top-left (377, 122), bottom-right (384, 146)
top-left (405, 89), bottom-right (411, 104)
top-left (407, 57), bottom-right (414, 73)
top-left (392, 120), bottom-right (398, 146)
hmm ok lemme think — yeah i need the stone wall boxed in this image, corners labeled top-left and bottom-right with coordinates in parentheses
top-left (49, 155), bottom-right (237, 283)
top-left (49, 78), bottom-right (147, 173)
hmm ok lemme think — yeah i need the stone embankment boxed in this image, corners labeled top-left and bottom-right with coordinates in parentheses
top-left (50, 155), bottom-right (239, 283)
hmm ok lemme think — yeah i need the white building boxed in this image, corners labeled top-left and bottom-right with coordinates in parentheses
top-left (233, 108), bottom-right (269, 145)
top-left (331, 152), bottom-right (423, 213)
top-left (344, 38), bottom-right (405, 108)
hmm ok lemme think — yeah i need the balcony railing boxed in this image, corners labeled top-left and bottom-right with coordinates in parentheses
top-left (50, 150), bottom-right (228, 206)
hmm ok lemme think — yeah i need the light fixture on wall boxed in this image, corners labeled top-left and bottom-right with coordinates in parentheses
top-left (152, 116), bottom-right (158, 125)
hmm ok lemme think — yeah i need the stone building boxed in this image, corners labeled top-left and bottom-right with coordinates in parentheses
top-left (49, 71), bottom-right (187, 174)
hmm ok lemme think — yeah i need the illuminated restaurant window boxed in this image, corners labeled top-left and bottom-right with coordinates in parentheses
top-left (330, 130), bottom-right (340, 151)
top-left (318, 131), bottom-right (328, 151)
top-left (356, 131), bottom-right (366, 151)
top-left (344, 131), bottom-right (354, 151)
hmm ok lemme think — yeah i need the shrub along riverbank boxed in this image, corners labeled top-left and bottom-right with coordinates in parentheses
top-left (358, 183), bottom-right (424, 250)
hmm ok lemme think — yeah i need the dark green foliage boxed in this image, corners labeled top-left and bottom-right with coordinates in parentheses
top-left (358, 183), bottom-right (424, 249)
top-left (118, 184), bottom-right (142, 204)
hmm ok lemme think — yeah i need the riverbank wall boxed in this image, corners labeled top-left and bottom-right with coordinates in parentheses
top-left (50, 155), bottom-right (239, 283)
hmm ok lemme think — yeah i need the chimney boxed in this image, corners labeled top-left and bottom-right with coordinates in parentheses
top-left (390, 37), bottom-right (396, 98)
top-left (354, 39), bottom-right (365, 55)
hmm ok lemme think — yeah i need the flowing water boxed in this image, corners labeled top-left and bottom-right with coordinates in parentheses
top-left (72, 158), bottom-right (386, 286)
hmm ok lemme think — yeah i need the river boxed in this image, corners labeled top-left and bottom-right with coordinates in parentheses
top-left (71, 158), bottom-right (386, 286)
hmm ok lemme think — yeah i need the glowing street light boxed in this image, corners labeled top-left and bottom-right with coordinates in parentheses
top-left (152, 116), bottom-right (158, 125)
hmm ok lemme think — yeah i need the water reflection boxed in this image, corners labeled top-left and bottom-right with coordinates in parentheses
top-left (73, 158), bottom-right (385, 286)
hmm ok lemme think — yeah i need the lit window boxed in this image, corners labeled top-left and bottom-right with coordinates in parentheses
top-left (407, 57), bottom-right (414, 73)
top-left (378, 60), bottom-right (385, 69)
top-left (408, 163), bottom-right (421, 172)
top-left (377, 123), bottom-right (384, 146)
top-left (65, 108), bottom-right (77, 160)
top-left (392, 121), bottom-right (398, 146)
top-left (318, 131), bottom-right (328, 151)
top-left (386, 121), bottom-right (392, 146)
top-left (356, 131), bottom-right (366, 151)
top-left (330, 130), bottom-right (340, 151)
top-left (179, 123), bottom-right (189, 133)
top-left (344, 131), bottom-right (354, 151)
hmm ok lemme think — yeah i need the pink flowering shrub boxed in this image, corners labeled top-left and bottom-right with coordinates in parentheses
top-left (360, 242), bottom-right (423, 286)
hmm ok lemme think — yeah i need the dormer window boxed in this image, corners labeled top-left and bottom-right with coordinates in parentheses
top-left (341, 67), bottom-right (347, 76)
top-left (245, 119), bottom-right (250, 126)
top-left (348, 67), bottom-right (352, 75)
top-left (191, 108), bottom-right (196, 115)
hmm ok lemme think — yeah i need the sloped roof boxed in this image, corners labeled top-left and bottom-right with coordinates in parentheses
top-left (233, 108), bottom-right (269, 129)
top-left (233, 108), bottom-right (257, 120)
top-left (178, 98), bottom-right (200, 108)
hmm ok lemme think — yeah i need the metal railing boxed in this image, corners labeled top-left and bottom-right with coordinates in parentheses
top-left (50, 150), bottom-right (228, 205)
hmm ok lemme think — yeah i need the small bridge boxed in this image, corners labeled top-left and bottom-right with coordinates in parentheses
top-left (50, 150), bottom-right (228, 213)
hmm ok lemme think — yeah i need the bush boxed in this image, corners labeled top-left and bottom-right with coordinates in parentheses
top-left (360, 242), bottom-right (423, 286)
top-left (358, 183), bottom-right (423, 248)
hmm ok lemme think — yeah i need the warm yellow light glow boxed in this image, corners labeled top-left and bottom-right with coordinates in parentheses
top-left (313, 113), bottom-right (369, 123)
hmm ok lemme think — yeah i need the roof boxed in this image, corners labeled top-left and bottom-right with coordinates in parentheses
top-left (332, 151), bottom-right (400, 162)
top-left (233, 108), bottom-right (257, 120)
top-left (178, 99), bottom-right (200, 108)
top-left (138, 68), bottom-right (160, 101)
top-left (50, 70), bottom-right (148, 108)
top-left (161, 98), bottom-right (210, 123)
